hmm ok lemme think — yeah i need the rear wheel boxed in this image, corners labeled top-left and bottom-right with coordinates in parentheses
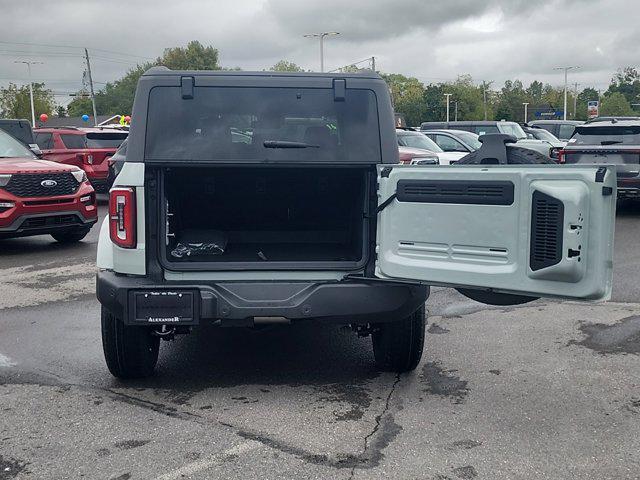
top-left (372, 304), bottom-right (426, 373)
top-left (51, 227), bottom-right (91, 243)
top-left (101, 307), bottom-right (160, 379)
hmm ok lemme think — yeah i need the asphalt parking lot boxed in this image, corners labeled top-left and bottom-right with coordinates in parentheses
top-left (1, 201), bottom-right (639, 480)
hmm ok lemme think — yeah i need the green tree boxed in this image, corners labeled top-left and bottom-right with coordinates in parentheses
top-left (446, 75), bottom-right (484, 121)
top-left (600, 92), bottom-right (635, 116)
top-left (66, 92), bottom-right (93, 117)
top-left (494, 80), bottom-right (527, 121)
top-left (422, 83), bottom-right (446, 122)
top-left (160, 41), bottom-right (220, 70)
top-left (607, 66), bottom-right (640, 104)
top-left (69, 41), bottom-right (222, 116)
top-left (0, 82), bottom-right (55, 119)
top-left (269, 60), bottom-right (304, 72)
top-left (381, 73), bottom-right (427, 126)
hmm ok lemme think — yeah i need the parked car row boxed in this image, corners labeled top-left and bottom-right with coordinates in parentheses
top-left (33, 126), bottom-right (127, 193)
top-left (0, 118), bottom-right (128, 243)
top-left (399, 116), bottom-right (640, 200)
top-left (0, 129), bottom-right (98, 241)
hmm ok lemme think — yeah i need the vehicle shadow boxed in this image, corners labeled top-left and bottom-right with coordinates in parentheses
top-left (114, 322), bottom-right (381, 394)
top-left (0, 237), bottom-right (95, 258)
top-left (616, 200), bottom-right (640, 217)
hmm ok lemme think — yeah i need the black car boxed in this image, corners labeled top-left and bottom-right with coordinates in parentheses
top-left (0, 119), bottom-right (41, 156)
top-left (422, 129), bottom-right (481, 153)
top-left (527, 120), bottom-right (583, 141)
top-left (561, 120), bottom-right (640, 199)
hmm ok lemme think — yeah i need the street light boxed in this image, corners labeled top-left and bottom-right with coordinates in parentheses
top-left (303, 32), bottom-right (339, 72)
top-left (554, 66), bottom-right (579, 120)
top-left (14, 60), bottom-right (43, 126)
top-left (444, 93), bottom-right (452, 123)
top-left (523, 102), bottom-right (529, 123)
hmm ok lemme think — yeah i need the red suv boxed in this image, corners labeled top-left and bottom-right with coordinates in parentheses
top-left (33, 127), bottom-right (128, 192)
top-left (0, 129), bottom-right (97, 241)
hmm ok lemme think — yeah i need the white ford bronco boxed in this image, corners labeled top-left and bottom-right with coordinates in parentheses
top-left (97, 68), bottom-right (616, 378)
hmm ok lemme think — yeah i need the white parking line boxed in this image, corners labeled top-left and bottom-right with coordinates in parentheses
top-left (154, 440), bottom-right (261, 480)
top-left (0, 353), bottom-right (16, 367)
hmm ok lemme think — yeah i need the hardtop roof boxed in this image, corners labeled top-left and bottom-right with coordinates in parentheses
top-left (141, 66), bottom-right (382, 80)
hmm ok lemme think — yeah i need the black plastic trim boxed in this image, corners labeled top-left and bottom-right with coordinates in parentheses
top-left (530, 190), bottom-right (564, 271)
top-left (396, 180), bottom-right (515, 205)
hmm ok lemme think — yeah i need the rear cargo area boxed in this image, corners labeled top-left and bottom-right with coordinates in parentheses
top-left (162, 167), bottom-right (370, 268)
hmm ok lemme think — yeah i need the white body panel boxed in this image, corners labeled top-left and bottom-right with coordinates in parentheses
top-left (96, 162), bottom-right (146, 275)
top-left (436, 151), bottom-right (467, 165)
top-left (376, 165), bottom-right (616, 301)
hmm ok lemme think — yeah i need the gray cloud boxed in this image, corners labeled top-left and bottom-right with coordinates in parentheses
top-left (0, 0), bottom-right (638, 106)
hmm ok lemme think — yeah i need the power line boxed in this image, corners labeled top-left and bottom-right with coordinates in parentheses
top-left (0, 40), bottom-right (155, 61)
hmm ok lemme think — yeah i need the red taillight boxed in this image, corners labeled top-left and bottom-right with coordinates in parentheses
top-left (75, 153), bottom-right (93, 164)
top-left (109, 187), bottom-right (136, 248)
top-left (557, 149), bottom-right (565, 164)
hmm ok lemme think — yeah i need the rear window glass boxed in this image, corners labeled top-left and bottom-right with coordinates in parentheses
top-left (61, 134), bottom-right (87, 149)
top-left (571, 126), bottom-right (640, 145)
top-left (34, 132), bottom-right (53, 149)
top-left (472, 125), bottom-right (500, 135)
top-left (86, 132), bottom-right (127, 148)
top-left (558, 124), bottom-right (577, 139)
top-left (145, 86), bottom-right (381, 162)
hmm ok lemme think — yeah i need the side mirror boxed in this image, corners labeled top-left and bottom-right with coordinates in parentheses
top-left (28, 144), bottom-right (43, 158)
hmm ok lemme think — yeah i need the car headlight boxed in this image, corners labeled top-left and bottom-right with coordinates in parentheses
top-left (71, 169), bottom-right (87, 183)
top-left (410, 157), bottom-right (439, 165)
top-left (0, 174), bottom-right (11, 187)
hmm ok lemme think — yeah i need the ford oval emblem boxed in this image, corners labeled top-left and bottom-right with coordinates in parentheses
top-left (41, 179), bottom-right (58, 187)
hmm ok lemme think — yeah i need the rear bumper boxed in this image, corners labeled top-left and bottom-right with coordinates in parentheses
top-left (96, 270), bottom-right (429, 326)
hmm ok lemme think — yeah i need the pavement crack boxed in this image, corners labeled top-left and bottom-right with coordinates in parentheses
top-left (348, 373), bottom-right (403, 479)
top-left (104, 389), bottom-right (205, 423)
top-left (219, 373), bottom-right (403, 475)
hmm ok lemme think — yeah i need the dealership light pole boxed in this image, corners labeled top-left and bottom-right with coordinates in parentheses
top-left (444, 93), bottom-right (452, 123)
top-left (304, 32), bottom-right (340, 72)
top-left (523, 102), bottom-right (529, 123)
top-left (554, 66), bottom-right (579, 120)
top-left (14, 60), bottom-right (43, 126)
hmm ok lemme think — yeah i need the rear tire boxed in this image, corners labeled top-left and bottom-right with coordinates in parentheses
top-left (101, 307), bottom-right (160, 379)
top-left (51, 227), bottom-right (91, 243)
top-left (372, 304), bottom-right (426, 373)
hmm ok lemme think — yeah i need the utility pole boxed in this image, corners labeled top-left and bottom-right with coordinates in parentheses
top-left (84, 48), bottom-right (98, 126)
top-left (444, 93), bottom-right (452, 123)
top-left (454, 101), bottom-right (458, 121)
top-left (554, 66), bottom-right (579, 120)
top-left (573, 82), bottom-right (580, 119)
top-left (303, 32), bottom-right (340, 72)
top-left (14, 60), bottom-right (43, 126)
top-left (371, 56), bottom-right (376, 72)
top-left (523, 102), bottom-right (529, 123)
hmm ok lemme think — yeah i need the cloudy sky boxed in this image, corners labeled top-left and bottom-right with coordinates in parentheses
top-left (1, 0), bottom-right (639, 106)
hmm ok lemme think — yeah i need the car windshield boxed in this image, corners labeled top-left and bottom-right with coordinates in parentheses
top-left (398, 132), bottom-right (443, 152)
top-left (571, 126), bottom-right (640, 145)
top-left (530, 128), bottom-right (560, 142)
top-left (498, 122), bottom-right (527, 139)
top-left (0, 129), bottom-right (35, 159)
top-left (86, 132), bottom-right (128, 148)
top-left (145, 86), bottom-right (381, 162)
top-left (453, 131), bottom-right (481, 149)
